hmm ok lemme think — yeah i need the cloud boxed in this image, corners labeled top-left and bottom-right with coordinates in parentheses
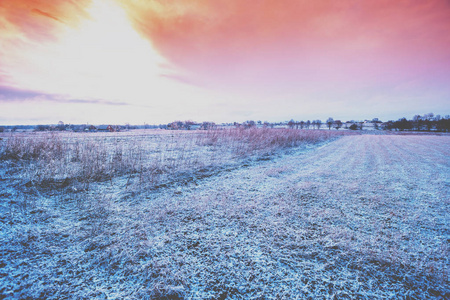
top-left (61, 99), bottom-right (129, 106)
top-left (3, 0), bottom-right (449, 94)
top-left (118, 0), bottom-right (450, 90)
top-left (0, 0), bottom-right (92, 90)
top-left (0, 86), bottom-right (129, 106)
top-left (0, 0), bottom-right (90, 40)
top-left (159, 73), bottom-right (203, 87)
top-left (0, 86), bottom-right (44, 100)
top-left (31, 8), bottom-right (64, 23)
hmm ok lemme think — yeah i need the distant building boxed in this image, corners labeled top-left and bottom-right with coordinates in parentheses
top-left (97, 125), bottom-right (116, 132)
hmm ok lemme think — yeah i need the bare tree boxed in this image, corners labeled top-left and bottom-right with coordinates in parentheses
top-left (326, 117), bottom-right (334, 130)
top-left (244, 120), bottom-right (256, 128)
top-left (288, 119), bottom-right (296, 129)
top-left (334, 120), bottom-right (343, 130)
top-left (424, 113), bottom-right (434, 131)
top-left (57, 121), bottom-right (65, 131)
top-left (315, 120), bottom-right (322, 129)
top-left (412, 115), bottom-right (422, 131)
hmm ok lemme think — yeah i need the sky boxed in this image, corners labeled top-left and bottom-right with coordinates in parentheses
top-left (1, 0), bottom-right (449, 125)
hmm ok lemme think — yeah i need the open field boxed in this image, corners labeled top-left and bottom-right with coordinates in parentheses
top-left (0, 130), bottom-right (449, 299)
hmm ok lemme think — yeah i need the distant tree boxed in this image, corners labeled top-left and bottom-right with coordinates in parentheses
top-left (382, 121), bottom-right (394, 131)
top-left (349, 123), bottom-right (358, 130)
top-left (394, 118), bottom-right (412, 131)
top-left (36, 125), bottom-right (48, 131)
top-left (334, 120), bottom-right (343, 130)
top-left (326, 118), bottom-right (334, 130)
top-left (412, 115), bottom-right (422, 131)
top-left (201, 121), bottom-right (216, 130)
top-left (425, 112), bottom-right (434, 120)
top-left (167, 121), bottom-right (186, 130)
top-left (263, 121), bottom-right (270, 128)
top-left (288, 119), bottom-right (295, 129)
top-left (315, 120), bottom-right (322, 129)
top-left (184, 120), bottom-right (196, 130)
top-left (244, 120), bottom-right (256, 128)
top-left (434, 114), bottom-right (450, 132)
top-left (299, 121), bottom-right (305, 129)
top-left (0, 127), bottom-right (4, 133)
top-left (381, 114), bottom-right (450, 132)
top-left (57, 121), bottom-right (65, 131)
top-left (372, 118), bottom-right (381, 130)
top-left (435, 116), bottom-right (443, 131)
top-left (424, 113), bottom-right (434, 131)
top-left (437, 116), bottom-right (450, 132)
top-left (305, 120), bottom-right (311, 129)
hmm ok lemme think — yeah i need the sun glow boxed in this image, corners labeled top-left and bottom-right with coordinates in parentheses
top-left (5, 0), bottom-right (167, 103)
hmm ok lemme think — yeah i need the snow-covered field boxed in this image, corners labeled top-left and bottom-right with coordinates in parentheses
top-left (1, 131), bottom-right (449, 299)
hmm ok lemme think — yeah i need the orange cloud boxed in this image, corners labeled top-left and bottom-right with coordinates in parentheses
top-left (117, 0), bottom-right (450, 87)
top-left (31, 8), bottom-right (64, 23)
top-left (0, 0), bottom-right (90, 41)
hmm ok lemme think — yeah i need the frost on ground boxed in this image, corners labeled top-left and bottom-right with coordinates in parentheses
top-left (1, 133), bottom-right (449, 299)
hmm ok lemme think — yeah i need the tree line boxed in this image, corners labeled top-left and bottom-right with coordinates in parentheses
top-left (1, 113), bottom-right (449, 133)
top-left (383, 113), bottom-right (450, 132)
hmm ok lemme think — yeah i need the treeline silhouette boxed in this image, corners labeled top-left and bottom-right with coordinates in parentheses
top-left (1, 113), bottom-right (449, 133)
top-left (383, 113), bottom-right (450, 132)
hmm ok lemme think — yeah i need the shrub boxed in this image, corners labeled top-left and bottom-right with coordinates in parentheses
top-left (349, 124), bottom-right (358, 130)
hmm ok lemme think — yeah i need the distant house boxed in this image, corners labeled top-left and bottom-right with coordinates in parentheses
top-left (97, 125), bottom-right (117, 132)
top-left (69, 125), bottom-right (83, 132)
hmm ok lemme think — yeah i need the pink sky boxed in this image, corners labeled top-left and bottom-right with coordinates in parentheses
top-left (1, 0), bottom-right (449, 125)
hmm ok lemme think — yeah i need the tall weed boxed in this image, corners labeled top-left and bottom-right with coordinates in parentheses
top-left (1, 129), bottom-right (346, 190)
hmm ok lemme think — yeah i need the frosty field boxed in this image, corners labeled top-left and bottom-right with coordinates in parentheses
top-left (0, 130), bottom-right (449, 299)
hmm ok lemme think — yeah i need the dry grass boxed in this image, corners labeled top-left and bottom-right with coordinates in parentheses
top-left (199, 128), bottom-right (345, 156)
top-left (0, 129), bottom-right (346, 191)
